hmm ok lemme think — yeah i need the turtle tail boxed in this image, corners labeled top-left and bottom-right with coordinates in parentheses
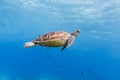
top-left (24, 42), bottom-right (35, 48)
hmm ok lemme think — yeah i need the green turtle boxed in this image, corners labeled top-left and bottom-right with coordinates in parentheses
top-left (24, 30), bottom-right (80, 50)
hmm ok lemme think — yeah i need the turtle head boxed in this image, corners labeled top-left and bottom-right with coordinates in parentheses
top-left (71, 29), bottom-right (80, 37)
top-left (24, 42), bottom-right (35, 48)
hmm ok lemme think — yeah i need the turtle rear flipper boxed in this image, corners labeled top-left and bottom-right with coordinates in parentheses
top-left (61, 36), bottom-right (75, 51)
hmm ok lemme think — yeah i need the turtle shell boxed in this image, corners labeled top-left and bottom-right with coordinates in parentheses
top-left (33, 31), bottom-right (70, 47)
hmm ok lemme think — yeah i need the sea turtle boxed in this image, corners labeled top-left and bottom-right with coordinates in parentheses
top-left (24, 30), bottom-right (80, 50)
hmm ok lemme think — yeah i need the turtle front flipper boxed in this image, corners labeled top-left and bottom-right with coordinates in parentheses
top-left (61, 36), bottom-right (75, 51)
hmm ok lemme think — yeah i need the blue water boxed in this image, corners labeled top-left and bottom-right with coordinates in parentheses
top-left (0, 0), bottom-right (120, 80)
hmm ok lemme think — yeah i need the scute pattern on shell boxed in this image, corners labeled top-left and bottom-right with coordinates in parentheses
top-left (33, 31), bottom-right (70, 43)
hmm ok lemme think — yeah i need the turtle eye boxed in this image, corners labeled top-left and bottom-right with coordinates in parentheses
top-left (76, 30), bottom-right (80, 33)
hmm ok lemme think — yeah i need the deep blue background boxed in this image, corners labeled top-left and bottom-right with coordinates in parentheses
top-left (0, 0), bottom-right (120, 80)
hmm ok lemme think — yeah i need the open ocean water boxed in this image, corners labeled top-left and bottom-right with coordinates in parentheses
top-left (0, 0), bottom-right (120, 80)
